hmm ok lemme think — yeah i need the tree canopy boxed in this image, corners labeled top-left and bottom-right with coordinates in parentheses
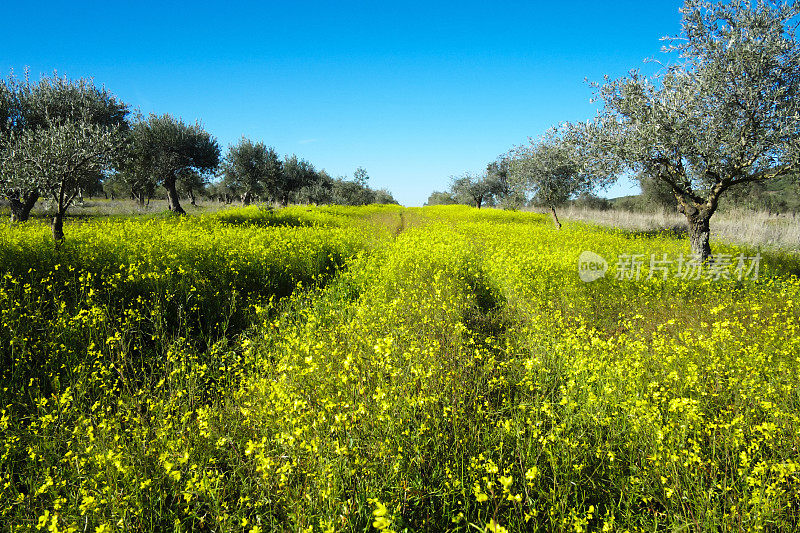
top-left (3, 119), bottom-right (123, 240)
top-left (124, 114), bottom-right (220, 215)
top-left (590, 0), bottom-right (800, 258)
top-left (0, 73), bottom-right (129, 224)
top-left (509, 125), bottom-right (597, 228)
top-left (221, 138), bottom-right (282, 205)
top-left (450, 173), bottom-right (495, 209)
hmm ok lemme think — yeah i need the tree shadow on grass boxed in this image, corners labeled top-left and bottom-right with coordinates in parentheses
top-left (615, 224), bottom-right (688, 240)
top-left (213, 206), bottom-right (341, 228)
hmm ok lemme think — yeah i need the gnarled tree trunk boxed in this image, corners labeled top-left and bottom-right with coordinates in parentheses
top-left (164, 176), bottom-right (186, 215)
top-left (9, 191), bottom-right (39, 223)
top-left (51, 213), bottom-right (64, 242)
top-left (679, 202), bottom-right (713, 261)
top-left (687, 212), bottom-right (712, 261)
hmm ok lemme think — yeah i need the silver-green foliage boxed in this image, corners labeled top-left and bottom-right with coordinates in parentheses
top-left (0, 73), bottom-right (128, 226)
top-left (2, 118), bottom-right (123, 238)
top-left (509, 126), bottom-right (596, 227)
top-left (451, 172), bottom-right (494, 209)
top-left (221, 138), bottom-right (282, 204)
top-left (592, 0), bottom-right (800, 257)
top-left (124, 114), bottom-right (220, 214)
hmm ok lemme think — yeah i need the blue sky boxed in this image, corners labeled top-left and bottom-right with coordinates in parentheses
top-left (2, 1), bottom-right (685, 206)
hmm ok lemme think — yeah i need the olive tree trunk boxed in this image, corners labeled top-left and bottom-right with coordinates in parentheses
top-left (686, 212), bottom-right (712, 261)
top-left (51, 184), bottom-right (77, 242)
top-left (678, 200), bottom-right (715, 262)
top-left (550, 205), bottom-right (562, 230)
top-left (51, 213), bottom-right (64, 242)
top-left (164, 176), bottom-right (186, 215)
top-left (9, 191), bottom-right (39, 223)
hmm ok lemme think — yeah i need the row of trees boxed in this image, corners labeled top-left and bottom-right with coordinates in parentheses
top-left (426, 158), bottom-right (518, 210)
top-left (437, 0), bottom-right (800, 260)
top-left (210, 141), bottom-right (395, 207)
top-left (0, 75), bottom-right (221, 235)
top-left (105, 139), bottom-right (396, 209)
top-left (0, 73), bottom-right (396, 240)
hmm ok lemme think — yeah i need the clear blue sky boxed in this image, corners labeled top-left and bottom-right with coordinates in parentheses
top-left (2, 1), bottom-right (685, 206)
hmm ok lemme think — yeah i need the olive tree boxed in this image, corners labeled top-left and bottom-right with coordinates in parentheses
top-left (509, 126), bottom-right (596, 229)
top-left (328, 168), bottom-right (374, 206)
top-left (279, 155), bottom-right (317, 206)
top-left (125, 114), bottom-right (219, 214)
top-left (426, 190), bottom-right (458, 206)
top-left (177, 169), bottom-right (207, 207)
top-left (1, 118), bottom-right (124, 240)
top-left (293, 170), bottom-right (334, 204)
top-left (117, 163), bottom-right (158, 206)
top-left (330, 177), bottom-right (370, 206)
top-left (639, 172), bottom-right (679, 211)
top-left (222, 138), bottom-right (282, 205)
top-left (451, 172), bottom-right (493, 209)
top-left (0, 73), bottom-right (128, 222)
top-left (591, 0), bottom-right (800, 260)
top-left (0, 76), bottom-right (33, 221)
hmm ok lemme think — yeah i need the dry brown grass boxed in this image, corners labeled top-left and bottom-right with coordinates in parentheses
top-left (557, 206), bottom-right (800, 252)
top-left (0, 197), bottom-right (233, 219)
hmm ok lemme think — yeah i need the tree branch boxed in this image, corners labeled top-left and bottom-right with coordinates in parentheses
top-left (729, 163), bottom-right (794, 186)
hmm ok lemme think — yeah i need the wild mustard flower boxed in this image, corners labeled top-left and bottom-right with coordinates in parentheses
top-left (1, 205), bottom-right (798, 531)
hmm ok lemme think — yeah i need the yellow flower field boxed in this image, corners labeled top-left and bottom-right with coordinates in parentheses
top-left (1, 205), bottom-right (798, 531)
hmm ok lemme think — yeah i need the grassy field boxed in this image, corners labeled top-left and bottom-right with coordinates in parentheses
top-left (1, 205), bottom-right (799, 532)
top-left (559, 206), bottom-right (800, 253)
